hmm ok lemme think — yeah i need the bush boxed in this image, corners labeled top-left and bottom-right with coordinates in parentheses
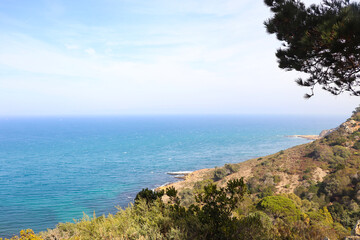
top-left (257, 195), bottom-right (303, 221)
top-left (303, 175), bottom-right (311, 180)
top-left (193, 178), bottom-right (248, 239)
top-left (320, 173), bottom-right (351, 199)
top-left (237, 211), bottom-right (275, 240)
top-left (194, 179), bottom-right (213, 193)
top-left (261, 160), bottom-right (270, 166)
top-left (307, 207), bottom-right (333, 226)
top-left (135, 188), bottom-right (164, 206)
top-left (333, 146), bottom-right (351, 159)
top-left (353, 115), bottom-right (360, 121)
top-left (2, 229), bottom-right (44, 240)
top-left (354, 141), bottom-right (360, 150)
top-left (213, 167), bottom-right (227, 181)
top-left (331, 137), bottom-right (347, 146)
top-left (309, 143), bottom-right (334, 162)
top-left (178, 188), bottom-right (194, 207)
top-left (273, 175), bottom-right (281, 184)
top-left (224, 163), bottom-right (239, 174)
top-left (258, 186), bottom-right (275, 198)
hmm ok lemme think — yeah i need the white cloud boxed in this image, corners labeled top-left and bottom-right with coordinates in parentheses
top-left (132, 0), bottom-right (254, 16)
top-left (65, 44), bottom-right (79, 50)
top-left (0, 1), bottom-right (358, 116)
top-left (85, 48), bottom-right (96, 56)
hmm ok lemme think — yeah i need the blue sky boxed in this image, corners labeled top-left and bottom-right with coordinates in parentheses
top-left (0, 0), bottom-right (358, 116)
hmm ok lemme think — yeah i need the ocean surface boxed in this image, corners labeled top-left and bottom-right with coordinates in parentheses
top-left (0, 115), bottom-right (345, 237)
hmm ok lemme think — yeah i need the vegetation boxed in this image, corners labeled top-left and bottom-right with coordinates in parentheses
top-left (0, 230), bottom-right (43, 240)
top-left (3, 178), bottom-right (350, 240)
top-left (264, 0), bottom-right (360, 98)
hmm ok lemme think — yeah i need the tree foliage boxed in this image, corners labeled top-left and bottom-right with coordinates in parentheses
top-left (134, 188), bottom-right (164, 206)
top-left (194, 178), bottom-right (248, 239)
top-left (265, 0), bottom-right (360, 98)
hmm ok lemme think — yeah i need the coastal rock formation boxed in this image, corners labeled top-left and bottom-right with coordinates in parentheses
top-left (319, 128), bottom-right (336, 138)
top-left (289, 134), bottom-right (319, 140)
top-left (353, 220), bottom-right (360, 236)
top-left (340, 120), bottom-right (360, 134)
top-left (289, 127), bottom-right (336, 140)
top-left (345, 220), bottom-right (360, 239)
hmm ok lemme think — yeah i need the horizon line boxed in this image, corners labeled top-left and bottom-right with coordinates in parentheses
top-left (0, 113), bottom-right (348, 118)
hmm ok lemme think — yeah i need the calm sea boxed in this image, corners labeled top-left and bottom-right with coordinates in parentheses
top-left (0, 115), bottom-right (345, 237)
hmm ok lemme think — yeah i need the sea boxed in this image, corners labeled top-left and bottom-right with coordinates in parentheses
top-left (0, 115), bottom-right (345, 237)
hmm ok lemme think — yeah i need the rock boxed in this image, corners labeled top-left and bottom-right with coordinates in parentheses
top-left (319, 128), bottom-right (336, 138)
top-left (339, 120), bottom-right (360, 134)
top-left (352, 220), bottom-right (360, 236)
top-left (323, 237), bottom-right (330, 240)
top-left (344, 221), bottom-right (360, 239)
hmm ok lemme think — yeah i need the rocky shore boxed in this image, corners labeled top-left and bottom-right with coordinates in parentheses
top-left (286, 127), bottom-right (337, 141)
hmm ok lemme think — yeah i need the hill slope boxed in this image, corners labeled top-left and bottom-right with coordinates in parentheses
top-left (162, 109), bottom-right (360, 200)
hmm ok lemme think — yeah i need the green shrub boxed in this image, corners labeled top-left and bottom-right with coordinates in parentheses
top-left (258, 186), bottom-right (275, 198)
top-left (194, 179), bottom-right (213, 192)
top-left (333, 146), bottom-right (351, 159)
top-left (237, 211), bottom-right (275, 240)
top-left (335, 163), bottom-right (346, 170)
top-left (257, 195), bottom-right (303, 221)
top-left (309, 143), bottom-right (334, 162)
top-left (213, 167), bottom-right (227, 181)
top-left (354, 141), bottom-right (360, 150)
top-left (135, 188), bottom-right (164, 206)
top-left (194, 178), bottom-right (248, 239)
top-left (335, 137), bottom-right (347, 146)
top-left (224, 163), bottom-right (239, 174)
top-left (178, 188), bottom-right (194, 207)
top-left (307, 207), bottom-right (333, 226)
top-left (303, 175), bottom-right (311, 180)
top-left (320, 173), bottom-right (351, 199)
top-left (166, 186), bottom-right (179, 204)
top-left (4, 229), bottom-right (44, 240)
top-left (273, 175), bottom-right (281, 184)
top-left (352, 115), bottom-right (360, 121)
top-left (261, 160), bottom-right (270, 166)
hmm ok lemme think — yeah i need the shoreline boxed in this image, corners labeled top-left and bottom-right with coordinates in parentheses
top-left (285, 134), bottom-right (320, 140)
top-left (156, 131), bottom-right (329, 192)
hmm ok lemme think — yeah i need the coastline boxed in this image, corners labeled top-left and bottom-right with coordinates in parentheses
top-left (285, 134), bottom-right (319, 140)
top-left (156, 141), bottom-right (324, 196)
top-left (157, 130), bottom-right (330, 193)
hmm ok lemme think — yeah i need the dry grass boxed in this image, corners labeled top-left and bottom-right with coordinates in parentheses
top-left (159, 140), bottom-right (330, 196)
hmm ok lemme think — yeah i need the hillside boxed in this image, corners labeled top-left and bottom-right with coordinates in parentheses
top-left (4, 107), bottom-right (360, 240)
top-left (161, 109), bottom-right (360, 199)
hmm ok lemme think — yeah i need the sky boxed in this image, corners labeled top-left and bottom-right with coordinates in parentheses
top-left (0, 0), bottom-right (358, 116)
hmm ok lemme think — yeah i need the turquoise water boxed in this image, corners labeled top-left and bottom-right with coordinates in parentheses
top-left (0, 115), bottom-right (344, 237)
